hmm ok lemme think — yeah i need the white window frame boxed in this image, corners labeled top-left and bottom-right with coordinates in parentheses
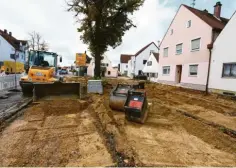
top-left (162, 66), bottom-right (170, 76)
top-left (163, 47), bottom-right (168, 57)
top-left (176, 43), bottom-right (183, 55)
top-left (189, 64), bottom-right (198, 76)
top-left (191, 38), bottom-right (201, 52)
top-left (187, 20), bottom-right (191, 28)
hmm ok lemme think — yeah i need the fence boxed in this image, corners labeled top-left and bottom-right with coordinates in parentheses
top-left (0, 74), bottom-right (24, 91)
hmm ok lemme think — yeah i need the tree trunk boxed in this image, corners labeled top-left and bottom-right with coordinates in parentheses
top-left (94, 16), bottom-right (102, 79)
top-left (94, 51), bottom-right (101, 78)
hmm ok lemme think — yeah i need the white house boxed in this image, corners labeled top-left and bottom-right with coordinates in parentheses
top-left (129, 42), bottom-right (159, 77)
top-left (87, 55), bottom-right (118, 78)
top-left (0, 29), bottom-right (27, 65)
top-left (143, 52), bottom-right (159, 82)
top-left (209, 12), bottom-right (236, 94)
top-left (119, 54), bottom-right (132, 75)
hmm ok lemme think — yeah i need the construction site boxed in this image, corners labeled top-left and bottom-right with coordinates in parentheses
top-left (0, 77), bottom-right (235, 167)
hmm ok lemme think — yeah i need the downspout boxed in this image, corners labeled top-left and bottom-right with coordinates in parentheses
top-left (133, 56), bottom-right (136, 79)
top-left (206, 30), bottom-right (214, 95)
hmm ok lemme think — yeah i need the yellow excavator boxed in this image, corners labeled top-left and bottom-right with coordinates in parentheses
top-left (20, 50), bottom-right (80, 99)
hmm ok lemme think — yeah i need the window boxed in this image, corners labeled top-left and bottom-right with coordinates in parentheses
top-left (176, 43), bottom-right (183, 55)
top-left (163, 66), bottom-right (170, 75)
top-left (187, 20), bottom-right (191, 28)
top-left (191, 38), bottom-right (201, 51)
top-left (143, 60), bottom-right (147, 65)
top-left (171, 29), bottom-right (173, 35)
top-left (222, 63), bottom-right (236, 78)
top-left (189, 65), bottom-right (198, 76)
top-left (164, 47), bottom-right (168, 57)
top-left (147, 61), bottom-right (152, 66)
top-left (108, 71), bottom-right (111, 75)
top-left (150, 73), bottom-right (156, 77)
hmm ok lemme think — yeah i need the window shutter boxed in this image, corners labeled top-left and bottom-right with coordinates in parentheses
top-left (191, 38), bottom-right (200, 50)
top-left (176, 44), bottom-right (182, 50)
top-left (164, 48), bottom-right (168, 57)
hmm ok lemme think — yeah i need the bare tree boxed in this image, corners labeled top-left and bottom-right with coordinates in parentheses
top-left (28, 31), bottom-right (37, 50)
top-left (40, 40), bottom-right (49, 51)
top-left (28, 31), bottom-right (49, 51)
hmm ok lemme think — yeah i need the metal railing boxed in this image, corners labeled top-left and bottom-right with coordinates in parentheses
top-left (0, 74), bottom-right (24, 91)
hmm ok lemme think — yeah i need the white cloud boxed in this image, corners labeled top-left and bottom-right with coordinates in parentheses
top-left (106, 0), bottom-right (176, 65)
top-left (0, 0), bottom-right (176, 66)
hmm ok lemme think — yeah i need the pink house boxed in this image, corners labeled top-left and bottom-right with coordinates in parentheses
top-left (158, 2), bottom-right (229, 91)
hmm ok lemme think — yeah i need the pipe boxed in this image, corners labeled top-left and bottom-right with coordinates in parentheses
top-left (206, 30), bottom-right (215, 95)
top-left (206, 48), bottom-right (212, 95)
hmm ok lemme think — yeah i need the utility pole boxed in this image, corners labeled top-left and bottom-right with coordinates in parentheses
top-left (191, 0), bottom-right (196, 8)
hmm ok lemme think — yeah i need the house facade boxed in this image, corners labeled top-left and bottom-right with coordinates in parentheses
top-left (129, 42), bottom-right (159, 77)
top-left (0, 29), bottom-right (27, 65)
top-left (87, 55), bottom-right (118, 78)
top-left (120, 54), bottom-right (132, 75)
top-left (158, 2), bottom-right (228, 91)
top-left (143, 52), bottom-right (159, 82)
top-left (209, 12), bottom-right (236, 94)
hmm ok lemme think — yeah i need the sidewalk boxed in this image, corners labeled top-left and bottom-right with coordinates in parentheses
top-left (0, 89), bottom-right (32, 122)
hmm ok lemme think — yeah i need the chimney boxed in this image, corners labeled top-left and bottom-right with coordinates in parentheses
top-left (4, 29), bottom-right (7, 34)
top-left (214, 1), bottom-right (222, 18)
top-left (9, 32), bottom-right (12, 36)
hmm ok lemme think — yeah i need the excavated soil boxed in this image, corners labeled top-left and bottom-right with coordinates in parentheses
top-left (0, 79), bottom-right (236, 166)
top-left (0, 99), bottom-right (114, 167)
top-left (101, 79), bottom-right (236, 166)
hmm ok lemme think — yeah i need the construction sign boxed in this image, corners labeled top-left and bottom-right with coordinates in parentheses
top-left (76, 53), bottom-right (86, 66)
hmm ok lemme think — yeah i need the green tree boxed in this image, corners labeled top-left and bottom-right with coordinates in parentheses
top-left (67, 0), bottom-right (144, 78)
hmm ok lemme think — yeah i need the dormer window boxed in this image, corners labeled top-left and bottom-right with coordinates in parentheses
top-left (170, 29), bottom-right (173, 35)
top-left (187, 20), bottom-right (191, 28)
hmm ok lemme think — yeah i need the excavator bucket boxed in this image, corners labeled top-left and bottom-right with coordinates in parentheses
top-left (33, 82), bottom-right (81, 101)
top-left (124, 90), bottom-right (148, 124)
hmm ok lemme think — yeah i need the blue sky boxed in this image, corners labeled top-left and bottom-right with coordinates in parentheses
top-left (0, 0), bottom-right (235, 66)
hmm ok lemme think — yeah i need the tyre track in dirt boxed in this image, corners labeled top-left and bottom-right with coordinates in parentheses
top-left (145, 84), bottom-right (236, 131)
top-left (102, 80), bottom-right (236, 166)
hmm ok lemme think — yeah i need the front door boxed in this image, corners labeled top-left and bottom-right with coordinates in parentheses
top-left (176, 65), bottom-right (182, 83)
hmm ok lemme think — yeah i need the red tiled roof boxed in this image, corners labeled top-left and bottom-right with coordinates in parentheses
top-left (152, 52), bottom-right (159, 62)
top-left (0, 29), bottom-right (27, 50)
top-left (183, 5), bottom-right (229, 30)
top-left (135, 42), bottom-right (158, 57)
top-left (120, 54), bottom-right (133, 63)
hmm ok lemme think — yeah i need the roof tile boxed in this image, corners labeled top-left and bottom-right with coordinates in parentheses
top-left (120, 54), bottom-right (133, 63)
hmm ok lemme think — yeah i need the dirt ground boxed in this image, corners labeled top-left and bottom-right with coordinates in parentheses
top-left (0, 79), bottom-right (236, 166)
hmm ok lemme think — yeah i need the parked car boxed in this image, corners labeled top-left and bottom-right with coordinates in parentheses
top-left (59, 69), bottom-right (68, 75)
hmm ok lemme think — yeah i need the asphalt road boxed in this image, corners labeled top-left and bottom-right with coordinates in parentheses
top-left (0, 90), bottom-right (31, 121)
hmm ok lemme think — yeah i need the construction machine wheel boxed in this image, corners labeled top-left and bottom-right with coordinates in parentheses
top-left (19, 81), bottom-right (34, 95)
